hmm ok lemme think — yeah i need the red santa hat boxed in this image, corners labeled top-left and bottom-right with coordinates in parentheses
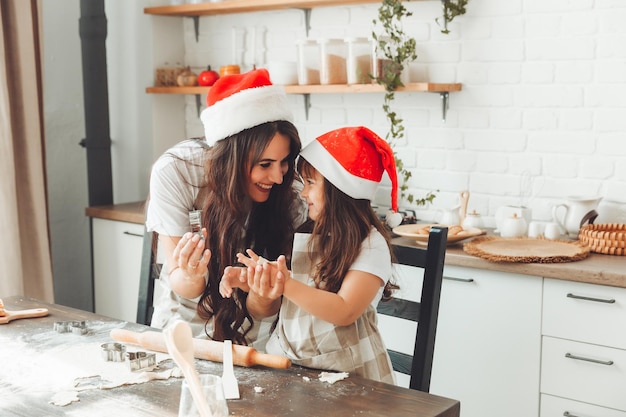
top-left (200, 68), bottom-right (294, 146)
top-left (300, 126), bottom-right (399, 213)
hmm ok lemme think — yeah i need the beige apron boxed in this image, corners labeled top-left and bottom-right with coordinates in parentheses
top-left (266, 233), bottom-right (395, 383)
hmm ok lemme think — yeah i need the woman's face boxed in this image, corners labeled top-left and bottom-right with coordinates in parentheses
top-left (300, 168), bottom-right (325, 221)
top-left (247, 132), bottom-right (291, 203)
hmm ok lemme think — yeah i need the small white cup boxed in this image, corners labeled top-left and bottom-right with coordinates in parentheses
top-left (544, 223), bottom-right (561, 240)
top-left (178, 374), bottom-right (229, 417)
top-left (527, 221), bottom-right (544, 238)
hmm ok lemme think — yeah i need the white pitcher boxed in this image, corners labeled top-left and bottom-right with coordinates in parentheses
top-left (551, 196), bottom-right (601, 237)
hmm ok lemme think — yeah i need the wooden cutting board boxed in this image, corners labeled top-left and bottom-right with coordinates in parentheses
top-left (463, 236), bottom-right (590, 263)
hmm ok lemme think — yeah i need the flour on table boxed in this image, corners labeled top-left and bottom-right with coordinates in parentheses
top-left (318, 371), bottom-right (349, 384)
top-left (0, 321), bottom-right (181, 407)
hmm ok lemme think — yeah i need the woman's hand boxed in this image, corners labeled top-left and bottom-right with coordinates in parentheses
top-left (163, 229), bottom-right (211, 299)
top-left (173, 230), bottom-right (210, 275)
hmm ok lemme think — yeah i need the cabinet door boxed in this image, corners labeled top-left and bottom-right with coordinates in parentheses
top-left (92, 218), bottom-right (144, 322)
top-left (429, 265), bottom-right (542, 417)
top-left (542, 336), bottom-right (626, 412)
top-left (543, 278), bottom-right (626, 349)
top-left (541, 394), bottom-right (626, 417)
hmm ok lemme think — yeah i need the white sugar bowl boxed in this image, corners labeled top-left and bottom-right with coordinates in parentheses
top-left (500, 213), bottom-right (527, 238)
top-left (462, 210), bottom-right (484, 229)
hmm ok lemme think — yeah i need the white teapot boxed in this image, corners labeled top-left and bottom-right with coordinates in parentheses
top-left (552, 196), bottom-right (601, 238)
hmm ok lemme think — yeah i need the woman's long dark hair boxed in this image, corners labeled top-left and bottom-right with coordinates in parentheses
top-left (197, 121), bottom-right (302, 344)
top-left (297, 157), bottom-right (397, 299)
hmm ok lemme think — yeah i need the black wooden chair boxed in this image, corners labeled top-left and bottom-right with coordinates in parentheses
top-left (137, 229), bottom-right (159, 325)
top-left (377, 226), bottom-right (448, 392)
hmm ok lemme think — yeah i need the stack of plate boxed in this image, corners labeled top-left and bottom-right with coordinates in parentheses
top-left (579, 223), bottom-right (626, 255)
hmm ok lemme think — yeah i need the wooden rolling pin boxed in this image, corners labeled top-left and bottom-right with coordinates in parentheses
top-left (110, 328), bottom-right (291, 369)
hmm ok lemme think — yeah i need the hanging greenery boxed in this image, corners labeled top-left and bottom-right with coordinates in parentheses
top-left (436, 0), bottom-right (470, 34)
top-left (371, 0), bottom-right (436, 207)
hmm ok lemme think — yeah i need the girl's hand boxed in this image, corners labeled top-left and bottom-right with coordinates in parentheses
top-left (220, 266), bottom-right (250, 298)
top-left (247, 254), bottom-right (289, 300)
top-left (173, 230), bottom-right (210, 278)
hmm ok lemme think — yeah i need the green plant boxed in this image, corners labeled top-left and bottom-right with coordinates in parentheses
top-left (437, 0), bottom-right (469, 34)
top-left (372, 0), bottom-right (436, 207)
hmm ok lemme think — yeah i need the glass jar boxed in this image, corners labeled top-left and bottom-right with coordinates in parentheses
top-left (345, 37), bottom-right (372, 84)
top-left (318, 38), bottom-right (347, 85)
top-left (296, 39), bottom-right (320, 85)
top-left (371, 36), bottom-right (409, 84)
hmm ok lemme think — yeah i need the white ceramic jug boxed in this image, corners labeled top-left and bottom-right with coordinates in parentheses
top-left (596, 198), bottom-right (626, 224)
top-left (437, 190), bottom-right (469, 226)
top-left (438, 206), bottom-right (461, 225)
top-left (552, 196), bottom-right (601, 237)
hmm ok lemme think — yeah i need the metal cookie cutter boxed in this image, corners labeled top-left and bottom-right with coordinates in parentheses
top-left (54, 320), bottom-right (89, 335)
top-left (126, 351), bottom-right (157, 372)
top-left (101, 342), bottom-right (127, 362)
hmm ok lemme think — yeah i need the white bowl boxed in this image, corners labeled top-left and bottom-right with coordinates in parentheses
top-left (267, 61), bottom-right (298, 85)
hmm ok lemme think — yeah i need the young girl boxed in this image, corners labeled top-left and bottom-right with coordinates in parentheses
top-left (146, 69), bottom-right (306, 348)
top-left (222, 126), bottom-right (399, 383)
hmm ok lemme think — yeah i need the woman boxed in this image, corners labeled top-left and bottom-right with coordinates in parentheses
top-left (146, 69), bottom-right (306, 348)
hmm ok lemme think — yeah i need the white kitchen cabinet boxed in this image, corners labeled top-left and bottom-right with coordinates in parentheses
top-left (541, 279), bottom-right (626, 413)
top-left (541, 394), bottom-right (626, 417)
top-left (429, 265), bottom-right (543, 417)
top-left (92, 218), bottom-right (144, 323)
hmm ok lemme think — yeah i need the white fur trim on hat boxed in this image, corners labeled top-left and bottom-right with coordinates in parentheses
top-left (200, 85), bottom-right (293, 146)
top-left (300, 139), bottom-right (380, 201)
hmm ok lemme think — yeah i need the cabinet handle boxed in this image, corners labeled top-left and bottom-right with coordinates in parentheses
top-left (123, 231), bottom-right (143, 238)
top-left (566, 293), bottom-right (615, 304)
top-left (443, 276), bottom-right (474, 283)
top-left (563, 412), bottom-right (582, 417)
top-left (565, 352), bottom-right (614, 366)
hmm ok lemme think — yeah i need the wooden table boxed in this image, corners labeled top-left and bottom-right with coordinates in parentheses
top-left (0, 296), bottom-right (460, 417)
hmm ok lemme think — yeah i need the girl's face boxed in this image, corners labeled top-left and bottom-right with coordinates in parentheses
top-left (247, 132), bottom-right (291, 203)
top-left (300, 168), bottom-right (325, 221)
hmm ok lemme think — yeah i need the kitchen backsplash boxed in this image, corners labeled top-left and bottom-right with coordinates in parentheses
top-left (176, 0), bottom-right (626, 228)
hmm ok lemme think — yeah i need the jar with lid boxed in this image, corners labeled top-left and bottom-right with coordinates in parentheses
top-left (318, 38), bottom-right (347, 85)
top-left (345, 37), bottom-right (372, 84)
top-left (219, 65), bottom-right (240, 77)
top-left (296, 39), bottom-right (320, 85)
top-left (371, 36), bottom-right (409, 84)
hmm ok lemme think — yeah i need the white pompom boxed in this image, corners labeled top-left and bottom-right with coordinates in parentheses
top-left (386, 211), bottom-right (403, 228)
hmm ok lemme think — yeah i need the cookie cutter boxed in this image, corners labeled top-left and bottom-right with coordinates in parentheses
top-left (126, 351), bottom-right (157, 372)
top-left (101, 342), bottom-right (127, 362)
top-left (54, 320), bottom-right (89, 335)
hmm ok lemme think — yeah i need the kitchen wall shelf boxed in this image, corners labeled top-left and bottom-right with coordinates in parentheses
top-left (144, 0), bottom-right (384, 17)
top-left (146, 83), bottom-right (461, 95)
top-left (146, 82), bottom-right (462, 121)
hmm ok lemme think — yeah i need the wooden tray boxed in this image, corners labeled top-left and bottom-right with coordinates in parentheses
top-left (463, 236), bottom-right (590, 263)
top-left (393, 223), bottom-right (485, 245)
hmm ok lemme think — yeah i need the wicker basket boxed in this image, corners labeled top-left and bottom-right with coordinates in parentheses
top-left (579, 223), bottom-right (626, 255)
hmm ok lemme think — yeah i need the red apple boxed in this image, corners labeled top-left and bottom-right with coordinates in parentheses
top-left (197, 66), bottom-right (219, 86)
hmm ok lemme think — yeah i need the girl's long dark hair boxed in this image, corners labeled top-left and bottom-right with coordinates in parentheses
top-left (297, 157), bottom-right (397, 299)
top-left (198, 121), bottom-right (302, 344)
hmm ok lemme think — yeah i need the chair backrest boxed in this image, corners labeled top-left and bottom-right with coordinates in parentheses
top-left (377, 226), bottom-right (448, 392)
top-left (137, 229), bottom-right (160, 325)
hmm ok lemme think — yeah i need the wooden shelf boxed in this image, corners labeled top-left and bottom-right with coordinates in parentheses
top-left (146, 83), bottom-right (462, 95)
top-left (145, 0), bottom-right (383, 17)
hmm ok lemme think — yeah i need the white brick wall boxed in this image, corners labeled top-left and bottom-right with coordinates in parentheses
top-left (175, 0), bottom-right (626, 227)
